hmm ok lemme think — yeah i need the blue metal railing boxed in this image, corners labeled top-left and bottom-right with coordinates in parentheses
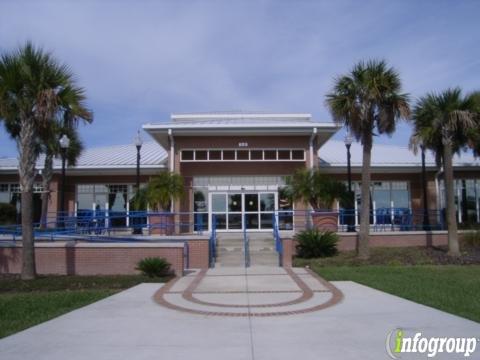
top-left (243, 214), bottom-right (250, 267)
top-left (0, 208), bottom-right (456, 245)
top-left (208, 214), bottom-right (217, 268)
top-left (272, 213), bottom-right (282, 266)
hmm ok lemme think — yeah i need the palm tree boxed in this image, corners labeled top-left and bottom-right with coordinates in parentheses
top-left (326, 59), bottom-right (410, 259)
top-left (0, 42), bottom-right (90, 279)
top-left (285, 168), bottom-right (348, 210)
top-left (410, 88), bottom-right (480, 256)
top-left (143, 172), bottom-right (185, 211)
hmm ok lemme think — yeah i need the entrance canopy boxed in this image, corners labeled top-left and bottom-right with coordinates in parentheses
top-left (143, 113), bottom-right (339, 150)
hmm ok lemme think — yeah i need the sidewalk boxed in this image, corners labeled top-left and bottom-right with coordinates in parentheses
top-left (0, 266), bottom-right (479, 359)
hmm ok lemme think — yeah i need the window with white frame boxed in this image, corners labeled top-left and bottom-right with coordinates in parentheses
top-left (440, 179), bottom-right (480, 225)
top-left (180, 149), bottom-right (305, 162)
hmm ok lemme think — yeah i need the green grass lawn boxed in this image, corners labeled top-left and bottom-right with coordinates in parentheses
top-left (0, 275), bottom-right (171, 339)
top-left (305, 263), bottom-right (480, 323)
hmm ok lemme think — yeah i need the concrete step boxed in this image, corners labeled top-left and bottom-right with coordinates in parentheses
top-left (250, 251), bottom-right (279, 266)
top-left (215, 234), bottom-right (277, 267)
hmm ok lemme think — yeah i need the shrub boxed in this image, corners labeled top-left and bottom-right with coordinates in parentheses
top-left (462, 231), bottom-right (480, 248)
top-left (136, 257), bottom-right (172, 277)
top-left (0, 203), bottom-right (16, 225)
top-left (295, 229), bottom-right (339, 258)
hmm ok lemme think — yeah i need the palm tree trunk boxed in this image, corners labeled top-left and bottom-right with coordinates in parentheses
top-left (18, 116), bottom-right (37, 279)
top-left (21, 189), bottom-right (36, 279)
top-left (443, 144), bottom-right (460, 256)
top-left (358, 136), bottom-right (372, 259)
top-left (39, 153), bottom-right (53, 229)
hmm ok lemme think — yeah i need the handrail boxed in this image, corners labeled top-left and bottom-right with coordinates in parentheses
top-left (243, 214), bottom-right (250, 267)
top-left (208, 214), bottom-right (217, 268)
top-left (272, 212), bottom-right (283, 267)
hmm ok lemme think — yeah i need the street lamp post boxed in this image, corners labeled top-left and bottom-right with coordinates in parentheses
top-left (133, 131), bottom-right (143, 234)
top-left (344, 132), bottom-right (355, 232)
top-left (59, 134), bottom-right (70, 228)
top-left (420, 143), bottom-right (431, 231)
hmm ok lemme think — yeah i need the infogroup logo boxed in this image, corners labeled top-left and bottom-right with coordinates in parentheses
top-left (385, 329), bottom-right (478, 358)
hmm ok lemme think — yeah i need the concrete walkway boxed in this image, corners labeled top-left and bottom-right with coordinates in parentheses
top-left (1, 267), bottom-right (479, 359)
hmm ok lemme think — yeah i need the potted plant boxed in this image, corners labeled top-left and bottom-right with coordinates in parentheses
top-left (142, 172), bottom-right (185, 235)
top-left (285, 168), bottom-right (347, 231)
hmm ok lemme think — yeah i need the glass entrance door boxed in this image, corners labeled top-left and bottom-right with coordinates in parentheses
top-left (209, 192), bottom-right (277, 231)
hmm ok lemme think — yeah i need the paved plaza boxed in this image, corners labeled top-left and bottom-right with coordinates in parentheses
top-left (1, 266), bottom-right (479, 360)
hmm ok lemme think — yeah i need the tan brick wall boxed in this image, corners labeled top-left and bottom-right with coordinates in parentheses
top-left (186, 239), bottom-right (209, 268)
top-left (0, 243), bottom-right (185, 276)
top-left (281, 238), bottom-right (293, 268)
top-left (336, 232), bottom-right (448, 251)
top-left (283, 231), bottom-right (452, 261)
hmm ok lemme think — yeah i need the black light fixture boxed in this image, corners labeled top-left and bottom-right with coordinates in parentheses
top-left (133, 130), bottom-right (143, 234)
top-left (344, 131), bottom-right (355, 232)
top-left (59, 134), bottom-right (70, 228)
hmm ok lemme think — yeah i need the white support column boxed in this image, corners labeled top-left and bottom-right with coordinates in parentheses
top-left (309, 127), bottom-right (317, 169)
top-left (457, 180), bottom-right (462, 223)
top-left (168, 128), bottom-right (174, 172)
top-left (126, 199), bottom-right (130, 227)
top-left (354, 186), bottom-right (359, 227)
top-left (168, 129), bottom-right (175, 214)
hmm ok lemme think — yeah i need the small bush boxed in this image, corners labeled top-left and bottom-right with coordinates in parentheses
top-left (462, 231), bottom-right (480, 248)
top-left (0, 203), bottom-right (16, 225)
top-left (295, 229), bottom-right (339, 258)
top-left (136, 257), bottom-right (171, 278)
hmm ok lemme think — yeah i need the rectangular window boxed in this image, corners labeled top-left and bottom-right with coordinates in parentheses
top-left (250, 150), bottom-right (263, 160)
top-left (292, 150), bottom-right (304, 160)
top-left (278, 150), bottom-right (291, 160)
top-left (264, 150), bottom-right (276, 160)
top-left (193, 189), bottom-right (208, 212)
top-left (223, 150), bottom-right (235, 160)
top-left (0, 184), bottom-right (9, 203)
top-left (209, 150), bottom-right (222, 160)
top-left (195, 150), bottom-right (208, 160)
top-left (237, 150), bottom-right (249, 160)
top-left (181, 150), bottom-right (194, 161)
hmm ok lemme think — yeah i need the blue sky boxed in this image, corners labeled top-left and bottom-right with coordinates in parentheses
top-left (1, 0), bottom-right (479, 157)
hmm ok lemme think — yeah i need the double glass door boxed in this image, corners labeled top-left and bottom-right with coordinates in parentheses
top-left (210, 192), bottom-right (276, 231)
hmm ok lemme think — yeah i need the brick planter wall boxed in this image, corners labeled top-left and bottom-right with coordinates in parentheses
top-left (0, 242), bottom-right (185, 276)
top-left (311, 212), bottom-right (339, 232)
top-left (336, 231), bottom-right (449, 251)
top-left (148, 214), bottom-right (175, 235)
top-left (281, 238), bottom-right (294, 268)
top-left (282, 231), bottom-right (453, 264)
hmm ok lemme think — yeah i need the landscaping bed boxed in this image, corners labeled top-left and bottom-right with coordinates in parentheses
top-left (0, 274), bottom-right (172, 339)
top-left (294, 245), bottom-right (480, 267)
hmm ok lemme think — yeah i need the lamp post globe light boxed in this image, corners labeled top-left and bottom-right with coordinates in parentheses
top-left (344, 131), bottom-right (355, 232)
top-left (59, 134), bottom-right (70, 228)
top-left (133, 130), bottom-right (143, 234)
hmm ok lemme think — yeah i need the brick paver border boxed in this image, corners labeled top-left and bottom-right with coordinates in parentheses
top-left (153, 267), bottom-right (343, 317)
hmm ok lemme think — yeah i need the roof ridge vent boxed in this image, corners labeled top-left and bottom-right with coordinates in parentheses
top-left (171, 112), bottom-right (312, 123)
